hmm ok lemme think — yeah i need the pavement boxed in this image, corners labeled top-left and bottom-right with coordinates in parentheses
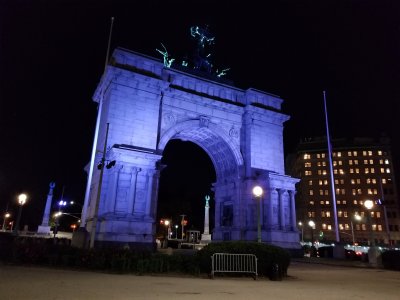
top-left (0, 257), bottom-right (399, 300)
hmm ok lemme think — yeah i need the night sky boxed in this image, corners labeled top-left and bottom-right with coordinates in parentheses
top-left (1, 0), bottom-right (399, 231)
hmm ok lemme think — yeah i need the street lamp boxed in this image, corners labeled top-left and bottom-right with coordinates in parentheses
top-left (298, 221), bottom-right (304, 243)
top-left (252, 185), bottom-right (263, 243)
top-left (350, 214), bottom-right (362, 249)
top-left (13, 193), bottom-right (27, 236)
top-left (364, 200), bottom-right (375, 247)
top-left (2, 212), bottom-right (10, 231)
top-left (308, 220), bottom-right (315, 246)
top-left (175, 225), bottom-right (178, 239)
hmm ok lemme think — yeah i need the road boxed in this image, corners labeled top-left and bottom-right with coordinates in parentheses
top-left (0, 261), bottom-right (399, 300)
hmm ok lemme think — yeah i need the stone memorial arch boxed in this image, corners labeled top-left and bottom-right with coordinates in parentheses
top-left (80, 47), bottom-right (300, 250)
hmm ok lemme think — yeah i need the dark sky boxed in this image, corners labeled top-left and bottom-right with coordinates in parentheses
top-left (1, 0), bottom-right (399, 230)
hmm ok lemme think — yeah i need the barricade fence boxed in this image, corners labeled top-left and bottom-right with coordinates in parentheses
top-left (211, 253), bottom-right (258, 279)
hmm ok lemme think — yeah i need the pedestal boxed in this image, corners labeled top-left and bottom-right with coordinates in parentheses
top-left (71, 227), bottom-right (89, 248)
top-left (37, 225), bottom-right (51, 235)
top-left (368, 246), bottom-right (383, 268)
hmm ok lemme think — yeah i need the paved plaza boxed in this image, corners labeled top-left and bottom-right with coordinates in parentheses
top-left (0, 261), bottom-right (399, 300)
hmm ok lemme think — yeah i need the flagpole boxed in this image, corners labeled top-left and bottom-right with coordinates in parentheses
top-left (80, 17), bottom-right (114, 228)
top-left (323, 91), bottom-right (340, 243)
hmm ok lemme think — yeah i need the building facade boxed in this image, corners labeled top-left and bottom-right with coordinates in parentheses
top-left (287, 136), bottom-right (400, 246)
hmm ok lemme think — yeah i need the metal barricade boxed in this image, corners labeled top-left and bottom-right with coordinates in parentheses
top-left (211, 253), bottom-right (258, 279)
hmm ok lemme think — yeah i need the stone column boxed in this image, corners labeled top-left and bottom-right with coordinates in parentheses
top-left (106, 165), bottom-right (122, 213)
top-left (145, 170), bottom-right (156, 219)
top-left (201, 195), bottom-right (212, 242)
top-left (266, 188), bottom-right (274, 230)
top-left (37, 182), bottom-right (56, 234)
top-left (127, 167), bottom-right (141, 215)
top-left (289, 190), bottom-right (297, 231)
top-left (278, 189), bottom-right (286, 230)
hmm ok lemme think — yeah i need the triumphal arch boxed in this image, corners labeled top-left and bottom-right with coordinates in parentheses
top-left (80, 27), bottom-right (300, 250)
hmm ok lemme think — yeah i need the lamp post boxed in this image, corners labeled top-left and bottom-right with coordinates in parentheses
top-left (2, 212), bottom-right (10, 231)
top-left (364, 200), bottom-right (375, 247)
top-left (175, 225), bottom-right (178, 239)
top-left (308, 220), bottom-right (315, 246)
top-left (350, 214), bottom-right (362, 249)
top-left (298, 221), bottom-right (304, 243)
top-left (252, 185), bottom-right (263, 243)
top-left (13, 193), bottom-right (27, 236)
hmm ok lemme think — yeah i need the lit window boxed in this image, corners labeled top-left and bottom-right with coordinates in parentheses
top-left (344, 211), bottom-right (348, 218)
top-left (363, 151), bottom-right (367, 156)
top-left (365, 168), bottom-right (369, 174)
top-left (338, 161), bottom-right (343, 165)
top-left (378, 225), bottom-right (382, 231)
top-left (351, 179), bottom-right (355, 185)
top-left (357, 189), bottom-right (362, 195)
top-left (360, 211), bottom-right (365, 217)
top-left (385, 159), bottom-right (389, 165)
top-left (308, 180), bottom-right (313, 185)
top-left (355, 168), bottom-right (360, 174)
top-left (305, 162), bottom-right (312, 167)
top-left (350, 168), bottom-right (354, 174)
top-left (321, 153), bottom-right (326, 158)
top-left (372, 224), bottom-right (377, 231)
top-left (353, 200), bottom-right (357, 205)
top-left (339, 169), bottom-right (344, 175)
top-left (371, 168), bottom-right (375, 173)
top-left (373, 189), bottom-right (378, 195)
top-left (326, 211), bottom-right (331, 217)
top-left (322, 161), bottom-right (326, 166)
top-left (335, 188), bottom-right (340, 195)
top-left (333, 161), bottom-right (337, 167)
top-left (322, 170), bottom-right (327, 175)
top-left (386, 168), bottom-right (391, 173)
top-left (378, 150), bottom-right (382, 156)
top-left (337, 152), bottom-right (342, 157)
top-left (356, 224), bottom-right (361, 230)
top-left (349, 160), bottom-right (353, 165)
top-left (338, 211), bottom-right (343, 217)
top-left (372, 179), bottom-right (376, 184)
top-left (362, 224), bottom-right (366, 231)
top-left (368, 151), bottom-right (372, 156)
top-left (319, 190), bottom-right (324, 195)
top-left (324, 190), bottom-right (329, 195)
top-left (309, 190), bottom-right (314, 195)
top-left (319, 180), bottom-right (323, 185)
top-left (327, 225), bottom-right (332, 230)
top-left (376, 212), bottom-right (381, 218)
top-left (340, 179), bottom-right (344, 184)
top-left (342, 200), bottom-right (347, 205)
top-left (321, 211), bottom-right (326, 217)
top-left (322, 223), bottom-right (327, 229)
top-left (353, 151), bottom-right (358, 156)
top-left (352, 189), bottom-right (356, 195)
top-left (325, 201), bottom-right (330, 205)
top-left (344, 224), bottom-right (350, 230)
top-left (364, 160), bottom-right (368, 165)
top-left (354, 160), bottom-right (359, 165)
top-left (357, 179), bottom-right (361, 184)
top-left (368, 189), bottom-right (373, 195)
top-left (304, 154), bottom-right (311, 159)
top-left (308, 211), bottom-right (315, 217)
top-left (334, 169), bottom-right (338, 174)
top-left (366, 178), bottom-right (371, 184)
top-left (318, 170), bottom-right (322, 175)
top-left (320, 200), bottom-right (324, 205)
top-left (335, 179), bottom-right (339, 185)
top-left (339, 224), bottom-right (344, 230)
top-left (348, 151), bottom-right (352, 156)
top-left (337, 200), bottom-right (341, 205)
top-left (379, 159), bottom-right (384, 164)
top-left (369, 160), bottom-right (373, 164)
top-left (317, 153), bottom-right (321, 159)
top-left (324, 180), bottom-right (328, 185)
top-left (305, 170), bottom-right (312, 176)
top-left (317, 162), bottom-right (321, 167)
top-left (382, 178), bottom-right (387, 184)
top-left (309, 201), bottom-right (315, 205)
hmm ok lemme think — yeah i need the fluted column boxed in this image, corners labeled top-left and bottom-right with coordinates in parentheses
top-left (145, 170), bottom-right (156, 218)
top-left (106, 165), bottom-right (122, 213)
top-left (266, 188), bottom-right (274, 230)
top-left (278, 189), bottom-right (286, 230)
top-left (127, 167), bottom-right (141, 215)
top-left (289, 190), bottom-right (297, 231)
